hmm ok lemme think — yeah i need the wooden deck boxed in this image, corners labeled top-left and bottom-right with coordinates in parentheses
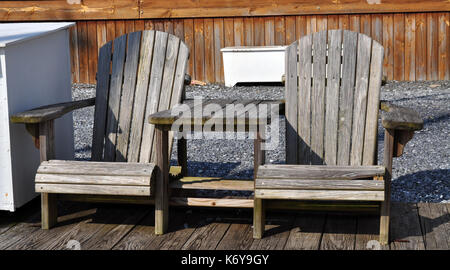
top-left (0, 198), bottom-right (448, 250)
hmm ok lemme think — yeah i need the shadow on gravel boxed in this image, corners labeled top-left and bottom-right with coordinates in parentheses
top-left (423, 113), bottom-right (450, 125)
top-left (74, 146), bottom-right (92, 160)
top-left (392, 169), bottom-right (450, 203)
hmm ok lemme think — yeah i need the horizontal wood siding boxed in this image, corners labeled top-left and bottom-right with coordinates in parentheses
top-left (65, 12), bottom-right (449, 84)
top-left (0, 1), bottom-right (448, 20)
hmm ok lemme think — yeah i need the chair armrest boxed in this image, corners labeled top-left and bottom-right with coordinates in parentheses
top-left (380, 101), bottom-right (423, 131)
top-left (10, 98), bottom-right (95, 124)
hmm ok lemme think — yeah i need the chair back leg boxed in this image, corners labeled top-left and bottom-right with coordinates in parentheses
top-left (253, 198), bottom-right (266, 239)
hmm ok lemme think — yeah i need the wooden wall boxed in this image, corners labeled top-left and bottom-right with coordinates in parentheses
top-left (69, 13), bottom-right (450, 84)
top-left (1, 1), bottom-right (448, 83)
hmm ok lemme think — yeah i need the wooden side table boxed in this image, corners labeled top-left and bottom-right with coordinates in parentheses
top-left (148, 98), bottom-right (284, 234)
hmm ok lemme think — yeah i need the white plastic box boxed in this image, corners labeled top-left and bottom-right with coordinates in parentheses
top-left (221, 46), bottom-right (287, 87)
top-left (0, 22), bottom-right (75, 211)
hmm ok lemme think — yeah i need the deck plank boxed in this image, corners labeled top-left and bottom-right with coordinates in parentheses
top-left (284, 213), bottom-right (326, 250)
top-left (389, 203), bottom-right (426, 250)
top-left (113, 209), bottom-right (196, 250)
top-left (355, 214), bottom-right (389, 250)
top-left (320, 214), bottom-right (357, 250)
top-left (1, 201), bottom-right (84, 250)
top-left (1, 202), bottom-right (448, 250)
top-left (417, 202), bottom-right (450, 250)
top-left (182, 214), bottom-right (231, 250)
top-left (250, 213), bottom-right (295, 250)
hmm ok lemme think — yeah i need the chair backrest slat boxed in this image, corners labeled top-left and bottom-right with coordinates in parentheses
top-left (128, 30), bottom-right (156, 162)
top-left (115, 31), bottom-right (142, 162)
top-left (285, 40), bottom-right (299, 164)
top-left (350, 34), bottom-right (373, 166)
top-left (104, 34), bottom-right (127, 162)
top-left (324, 30), bottom-right (342, 166)
top-left (91, 41), bottom-right (112, 161)
top-left (363, 41), bottom-right (384, 165)
top-left (139, 31), bottom-right (169, 163)
top-left (296, 34), bottom-right (313, 165)
top-left (337, 31), bottom-right (358, 165)
top-left (286, 30), bottom-right (384, 166)
top-left (310, 31), bottom-right (327, 165)
top-left (92, 30), bottom-right (189, 163)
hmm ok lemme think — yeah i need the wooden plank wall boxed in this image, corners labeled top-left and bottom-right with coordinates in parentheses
top-left (70, 13), bottom-right (449, 84)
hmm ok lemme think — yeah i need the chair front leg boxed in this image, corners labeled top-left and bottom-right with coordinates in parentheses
top-left (39, 120), bottom-right (58, 229)
top-left (253, 127), bottom-right (266, 239)
top-left (253, 198), bottom-right (266, 239)
top-left (155, 126), bottom-right (169, 235)
top-left (380, 128), bottom-right (394, 245)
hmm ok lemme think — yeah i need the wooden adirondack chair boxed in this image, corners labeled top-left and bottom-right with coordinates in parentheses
top-left (10, 30), bottom-right (190, 234)
top-left (253, 30), bottom-right (423, 244)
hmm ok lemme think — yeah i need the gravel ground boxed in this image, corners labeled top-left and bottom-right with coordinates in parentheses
top-left (72, 81), bottom-right (449, 203)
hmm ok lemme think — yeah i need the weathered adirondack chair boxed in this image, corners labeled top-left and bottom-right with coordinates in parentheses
top-left (253, 30), bottom-right (423, 244)
top-left (10, 30), bottom-right (190, 234)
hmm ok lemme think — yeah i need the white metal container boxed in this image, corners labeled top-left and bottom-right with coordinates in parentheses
top-left (221, 46), bottom-right (287, 87)
top-left (0, 22), bottom-right (75, 211)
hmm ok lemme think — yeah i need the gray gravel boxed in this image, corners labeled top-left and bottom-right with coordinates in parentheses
top-left (72, 81), bottom-right (449, 203)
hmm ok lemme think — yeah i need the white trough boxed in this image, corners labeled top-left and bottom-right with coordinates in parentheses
top-left (0, 22), bottom-right (75, 211)
top-left (221, 46), bottom-right (287, 87)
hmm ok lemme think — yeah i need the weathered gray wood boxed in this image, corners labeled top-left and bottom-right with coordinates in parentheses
top-left (255, 179), bottom-right (384, 190)
top-left (167, 42), bottom-right (190, 158)
top-left (257, 164), bottom-right (385, 179)
top-left (355, 215), bottom-right (389, 250)
top-left (10, 98), bottom-right (95, 124)
top-left (35, 183), bottom-right (151, 196)
top-left (253, 198), bottom-right (265, 239)
top-left (389, 203), bottom-right (425, 250)
top-left (182, 220), bottom-right (230, 250)
top-left (140, 31), bottom-right (169, 163)
top-left (255, 189), bottom-right (384, 201)
top-left (38, 160), bottom-right (154, 176)
top-left (170, 177), bottom-right (254, 191)
top-left (250, 213), bottom-right (294, 250)
top-left (35, 174), bottom-right (151, 186)
top-left (104, 34), bottom-right (127, 161)
top-left (148, 99), bottom-right (283, 127)
top-left (362, 41), bottom-right (384, 165)
top-left (324, 30), bottom-right (342, 165)
top-left (417, 203), bottom-right (450, 250)
top-left (284, 213), bottom-right (326, 250)
top-left (91, 41), bottom-right (112, 161)
top-left (350, 33), bottom-right (372, 166)
top-left (154, 127), bottom-right (169, 235)
top-left (254, 125), bottom-right (265, 177)
top-left (310, 31), bottom-right (327, 165)
top-left (380, 101), bottom-right (423, 131)
top-left (380, 128), bottom-right (394, 244)
top-left (297, 34), bottom-right (312, 165)
top-left (150, 34), bottom-right (181, 163)
top-left (285, 41), bottom-right (298, 164)
top-left (216, 223), bottom-right (254, 250)
top-left (320, 214), bottom-right (357, 250)
top-left (337, 30), bottom-right (358, 165)
top-left (115, 31), bottom-right (142, 162)
top-left (39, 120), bottom-right (57, 230)
top-left (128, 30), bottom-right (156, 162)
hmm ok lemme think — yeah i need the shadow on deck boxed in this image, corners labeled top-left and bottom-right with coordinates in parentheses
top-left (0, 198), bottom-right (448, 250)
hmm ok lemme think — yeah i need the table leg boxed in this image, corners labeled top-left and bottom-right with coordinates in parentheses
top-left (254, 127), bottom-right (266, 175)
top-left (177, 137), bottom-right (188, 177)
top-left (253, 127), bottom-right (266, 238)
top-left (155, 126), bottom-right (169, 235)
